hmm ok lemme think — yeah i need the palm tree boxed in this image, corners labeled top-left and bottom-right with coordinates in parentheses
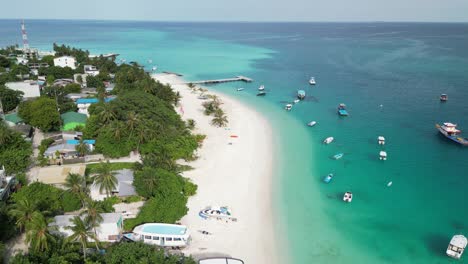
top-left (92, 161), bottom-right (118, 198)
top-left (75, 139), bottom-right (90, 157)
top-left (65, 216), bottom-right (99, 259)
top-left (186, 119), bottom-right (196, 130)
top-left (211, 109), bottom-right (228, 127)
top-left (81, 198), bottom-right (104, 237)
top-left (9, 197), bottom-right (38, 231)
top-left (108, 121), bottom-right (125, 141)
top-left (26, 213), bottom-right (56, 252)
top-left (126, 112), bottom-right (140, 137)
top-left (0, 124), bottom-right (12, 145)
top-left (96, 104), bottom-right (116, 124)
top-left (64, 173), bottom-right (88, 208)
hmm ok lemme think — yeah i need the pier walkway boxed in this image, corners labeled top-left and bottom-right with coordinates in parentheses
top-left (187, 76), bottom-right (253, 85)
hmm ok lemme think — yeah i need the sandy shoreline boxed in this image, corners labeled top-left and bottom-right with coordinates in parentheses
top-left (153, 73), bottom-right (277, 264)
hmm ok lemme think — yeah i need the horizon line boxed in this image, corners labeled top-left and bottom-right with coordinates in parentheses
top-left (0, 18), bottom-right (467, 24)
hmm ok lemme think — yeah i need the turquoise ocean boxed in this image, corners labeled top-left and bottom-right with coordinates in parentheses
top-left (1, 20), bottom-right (468, 263)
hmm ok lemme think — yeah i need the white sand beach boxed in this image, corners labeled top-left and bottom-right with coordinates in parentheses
top-left (153, 74), bottom-right (277, 264)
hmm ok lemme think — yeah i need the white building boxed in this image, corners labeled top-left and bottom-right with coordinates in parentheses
top-left (5, 81), bottom-right (40, 99)
top-left (84, 65), bottom-right (100, 76)
top-left (51, 213), bottom-right (123, 242)
top-left (53, 56), bottom-right (77, 70)
top-left (0, 165), bottom-right (16, 201)
top-left (90, 169), bottom-right (137, 201)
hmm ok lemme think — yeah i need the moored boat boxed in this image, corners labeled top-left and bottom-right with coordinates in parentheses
top-left (436, 123), bottom-right (468, 146)
top-left (379, 151), bottom-right (387, 161)
top-left (285, 104), bottom-right (292, 111)
top-left (256, 91), bottom-right (266, 96)
top-left (237, 88), bottom-right (244, 91)
top-left (378, 136), bottom-right (386, 145)
top-left (293, 99), bottom-right (300, 104)
top-left (337, 103), bottom-right (349, 116)
top-left (440, 94), bottom-right (448, 102)
top-left (309, 77), bottom-right (316, 85)
top-left (343, 192), bottom-right (353, 202)
top-left (307, 121), bottom-right (317, 127)
top-left (323, 137), bottom-right (334, 144)
top-left (258, 85), bottom-right (265, 91)
top-left (447, 235), bottom-right (467, 259)
top-left (124, 223), bottom-right (190, 247)
top-left (297, 90), bottom-right (306, 100)
top-left (333, 153), bottom-right (344, 160)
top-left (323, 173), bottom-right (333, 183)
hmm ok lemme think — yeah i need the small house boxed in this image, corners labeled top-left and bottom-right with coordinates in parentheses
top-left (84, 65), bottom-right (100, 76)
top-left (5, 81), bottom-right (40, 99)
top-left (90, 169), bottom-right (137, 201)
top-left (51, 213), bottom-right (124, 242)
top-left (61, 112), bottom-right (87, 131)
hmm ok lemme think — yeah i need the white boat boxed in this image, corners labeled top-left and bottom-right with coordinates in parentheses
top-left (285, 104), bottom-right (293, 111)
top-left (258, 85), bottom-right (265, 91)
top-left (323, 137), bottom-right (334, 144)
top-left (387, 181), bottom-right (393, 187)
top-left (379, 151), bottom-right (387, 161)
top-left (198, 206), bottom-right (236, 221)
top-left (237, 88), bottom-right (244, 91)
top-left (293, 99), bottom-right (300, 104)
top-left (148, 59), bottom-right (153, 63)
top-left (343, 192), bottom-right (353, 203)
top-left (308, 121), bottom-right (317, 127)
top-left (152, 66), bottom-right (157, 71)
top-left (124, 223), bottom-right (190, 247)
top-left (447, 235), bottom-right (467, 259)
top-left (309, 77), bottom-right (316, 85)
top-left (378, 136), bottom-right (386, 145)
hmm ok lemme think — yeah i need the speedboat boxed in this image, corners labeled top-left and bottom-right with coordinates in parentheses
top-left (337, 103), bottom-right (349, 116)
top-left (256, 91), bottom-right (266, 96)
top-left (440, 94), bottom-right (448, 102)
top-left (297, 90), bottom-right (306, 100)
top-left (379, 151), bottom-right (387, 161)
top-left (307, 121), bottom-right (317, 127)
top-left (447, 235), bottom-right (467, 259)
top-left (293, 99), bottom-right (300, 104)
top-left (258, 85), bottom-right (265, 91)
top-left (285, 104), bottom-right (292, 111)
top-left (309, 77), bottom-right (316, 85)
top-left (198, 206), bottom-right (235, 220)
top-left (237, 88), bottom-right (244, 91)
top-left (343, 192), bottom-right (353, 203)
top-left (436, 123), bottom-right (468, 146)
top-left (323, 137), bottom-right (334, 144)
top-left (333, 153), bottom-right (344, 160)
top-left (323, 173), bottom-right (333, 183)
top-left (378, 136), bottom-right (386, 145)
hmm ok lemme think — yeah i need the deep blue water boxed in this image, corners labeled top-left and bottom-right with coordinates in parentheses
top-left (1, 20), bottom-right (468, 263)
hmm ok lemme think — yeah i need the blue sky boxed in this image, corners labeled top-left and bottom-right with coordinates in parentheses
top-left (1, 0), bottom-right (467, 22)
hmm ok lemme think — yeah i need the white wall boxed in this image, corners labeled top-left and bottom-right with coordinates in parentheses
top-left (54, 56), bottom-right (77, 70)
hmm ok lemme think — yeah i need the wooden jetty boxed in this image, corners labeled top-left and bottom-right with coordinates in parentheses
top-left (188, 76), bottom-right (253, 85)
top-left (162, 71), bottom-right (184, 77)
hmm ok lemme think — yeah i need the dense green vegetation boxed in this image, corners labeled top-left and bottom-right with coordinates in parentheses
top-left (0, 85), bottom-right (23, 112)
top-left (0, 123), bottom-right (32, 175)
top-left (2, 44), bottom-right (200, 263)
top-left (18, 97), bottom-right (61, 131)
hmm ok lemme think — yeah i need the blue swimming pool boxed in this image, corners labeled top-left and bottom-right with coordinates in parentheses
top-left (141, 224), bottom-right (187, 235)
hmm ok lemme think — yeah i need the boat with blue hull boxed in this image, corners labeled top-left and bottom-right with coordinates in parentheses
top-left (297, 90), bottom-right (306, 100)
top-left (436, 123), bottom-right (468, 146)
top-left (323, 174), bottom-right (333, 183)
top-left (337, 103), bottom-right (349, 116)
